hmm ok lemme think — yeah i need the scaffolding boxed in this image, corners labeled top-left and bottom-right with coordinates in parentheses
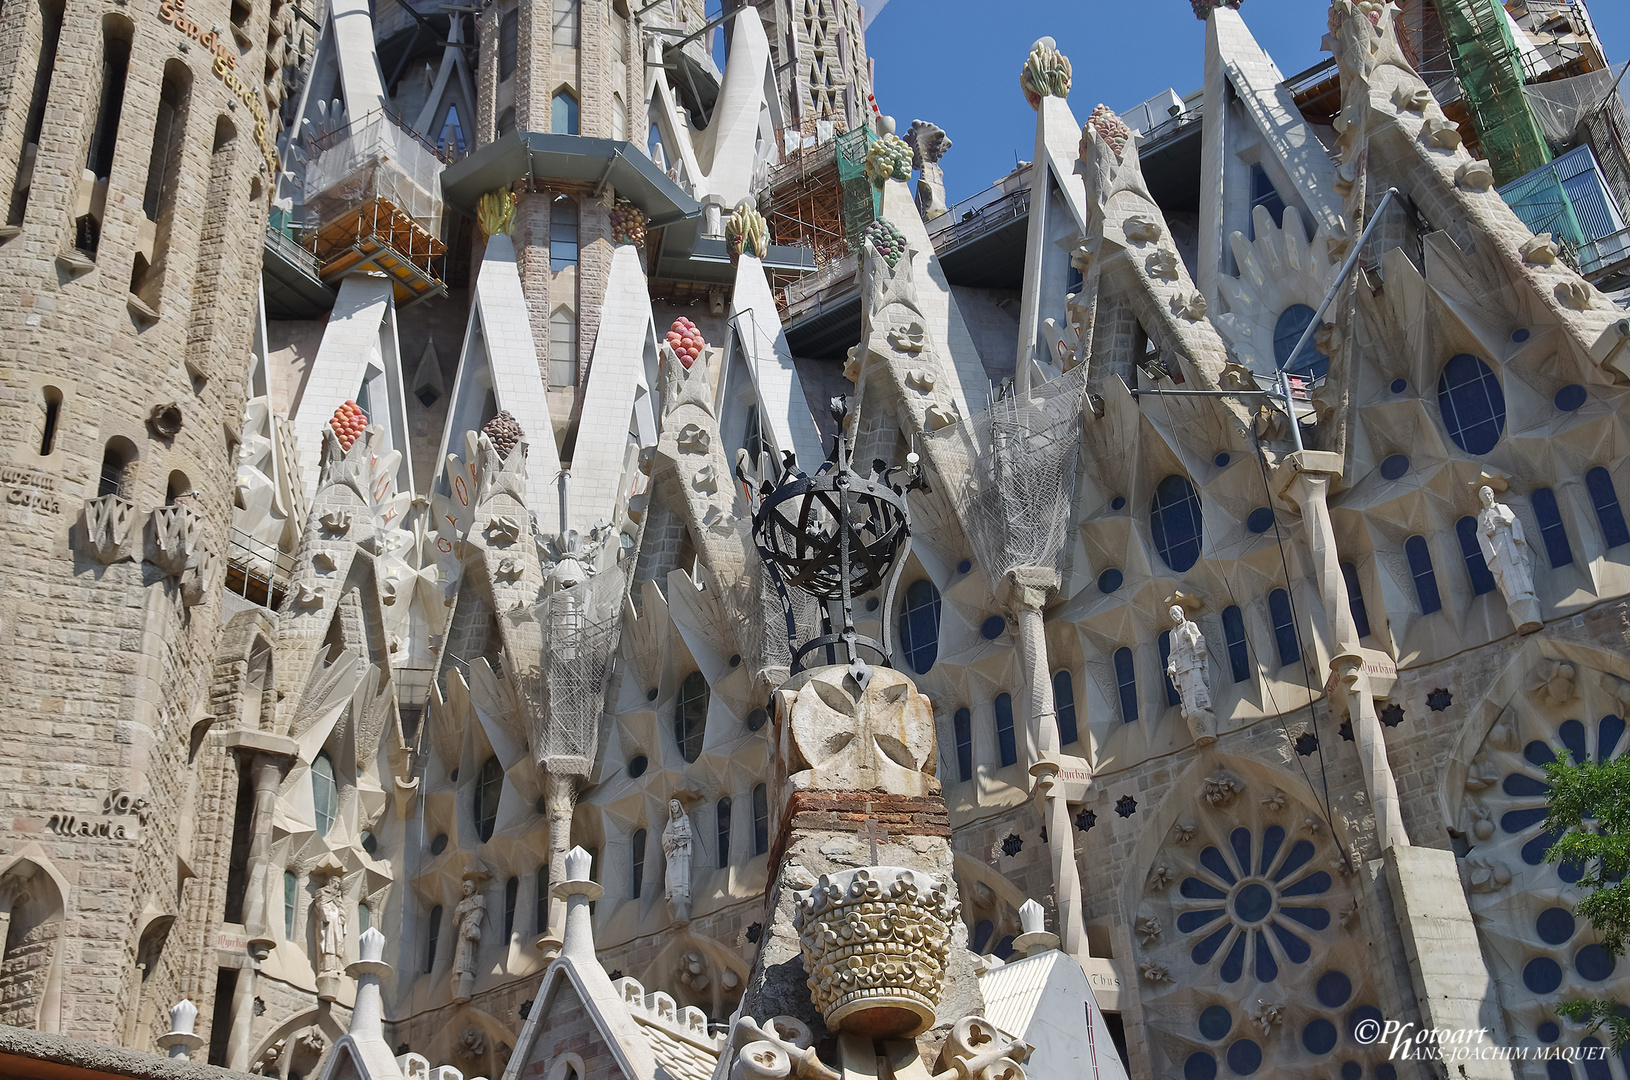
top-left (295, 109), bottom-right (451, 306)
top-left (522, 566), bottom-right (627, 778)
top-left (1438, 0), bottom-right (1554, 185)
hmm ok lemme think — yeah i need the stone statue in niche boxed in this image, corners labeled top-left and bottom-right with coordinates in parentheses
top-left (662, 798), bottom-right (693, 925)
top-left (451, 877), bottom-right (485, 1001)
top-left (1166, 605), bottom-right (1217, 745)
top-left (1476, 486), bottom-right (1542, 633)
top-left (315, 877), bottom-right (346, 974)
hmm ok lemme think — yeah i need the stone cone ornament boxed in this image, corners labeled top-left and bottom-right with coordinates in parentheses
top-left (794, 866), bottom-right (956, 1038)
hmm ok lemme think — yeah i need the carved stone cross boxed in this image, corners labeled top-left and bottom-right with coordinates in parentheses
top-left (861, 803), bottom-right (889, 865)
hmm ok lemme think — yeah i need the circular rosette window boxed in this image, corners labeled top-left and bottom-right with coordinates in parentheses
top-left (1136, 774), bottom-right (1393, 1075)
top-left (1455, 657), bottom-right (1630, 1069)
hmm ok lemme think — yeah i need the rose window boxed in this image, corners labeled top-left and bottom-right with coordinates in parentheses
top-left (1136, 777), bottom-right (1395, 1076)
top-left (1177, 826), bottom-right (1332, 984)
top-left (1458, 670), bottom-right (1630, 1074)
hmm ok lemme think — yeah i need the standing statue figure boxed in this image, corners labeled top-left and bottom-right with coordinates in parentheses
top-left (315, 877), bottom-right (346, 973)
top-left (451, 878), bottom-right (486, 1001)
top-left (1477, 485), bottom-right (1542, 633)
top-left (662, 798), bottom-right (693, 925)
top-left (1166, 605), bottom-right (1217, 746)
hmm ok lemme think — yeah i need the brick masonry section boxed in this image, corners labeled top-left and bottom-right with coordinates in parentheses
top-left (769, 791), bottom-right (952, 870)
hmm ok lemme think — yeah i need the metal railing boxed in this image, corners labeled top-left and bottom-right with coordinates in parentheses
top-left (1578, 224), bottom-right (1630, 278)
top-left (1138, 107), bottom-right (1205, 155)
top-left (225, 527), bottom-right (296, 609)
top-left (929, 187), bottom-right (1031, 253)
top-left (264, 221), bottom-right (321, 277)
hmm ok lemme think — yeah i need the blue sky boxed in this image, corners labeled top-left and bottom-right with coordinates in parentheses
top-left (861, 0), bottom-right (1630, 206)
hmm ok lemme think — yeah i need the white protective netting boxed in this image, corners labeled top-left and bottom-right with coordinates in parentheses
top-left (525, 564), bottom-right (626, 778)
top-left (925, 365), bottom-right (1089, 585)
top-left (301, 110), bottom-right (446, 233)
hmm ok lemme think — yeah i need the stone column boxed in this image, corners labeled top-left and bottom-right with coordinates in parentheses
top-left (226, 962), bottom-right (257, 1070)
top-left (224, 733), bottom-right (299, 955)
top-left (535, 771), bottom-right (576, 958)
top-left (1277, 454), bottom-right (1406, 848)
top-left (1010, 567), bottom-right (1086, 960)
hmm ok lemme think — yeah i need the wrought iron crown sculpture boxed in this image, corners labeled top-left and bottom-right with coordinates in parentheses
top-left (748, 398), bottom-right (922, 689)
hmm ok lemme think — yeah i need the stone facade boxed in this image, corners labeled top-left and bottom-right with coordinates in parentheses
top-left (3, 0), bottom-right (1630, 1078)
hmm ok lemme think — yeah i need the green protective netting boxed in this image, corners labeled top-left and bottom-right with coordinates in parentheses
top-left (1439, 0), bottom-right (1553, 186)
top-left (836, 125), bottom-right (878, 249)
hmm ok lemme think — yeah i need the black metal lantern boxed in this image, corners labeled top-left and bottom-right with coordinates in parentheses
top-left (749, 399), bottom-right (920, 685)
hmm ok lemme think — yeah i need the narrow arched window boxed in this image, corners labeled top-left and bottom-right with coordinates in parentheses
top-left (503, 876), bottom-right (519, 939)
top-left (898, 578), bottom-right (942, 674)
top-left (648, 122), bottom-right (663, 160)
top-left (1339, 562), bottom-right (1371, 639)
top-left (1151, 474), bottom-right (1203, 573)
top-left (358, 902), bottom-right (371, 934)
top-left (752, 784), bottom-right (769, 856)
top-left (1157, 631), bottom-right (1181, 706)
top-left (1221, 605), bottom-right (1250, 683)
top-left (475, 755), bottom-right (503, 842)
top-left (1455, 516), bottom-right (1497, 595)
top-left (1053, 671), bottom-right (1078, 745)
top-left (1268, 589), bottom-right (1300, 667)
top-left (953, 708), bottom-right (973, 781)
top-left (425, 905), bottom-right (442, 971)
top-left (1586, 467), bottom-right (1630, 549)
top-left (78, 17), bottom-right (133, 258)
top-left (535, 864), bottom-right (550, 933)
top-left (1437, 353), bottom-right (1505, 455)
top-left (552, 0), bottom-right (578, 48)
top-left (1272, 304), bottom-right (1328, 378)
top-left (498, 8), bottom-right (518, 80)
top-left (675, 671), bottom-right (708, 763)
top-left (612, 92), bottom-right (627, 141)
top-left (716, 797), bottom-right (732, 868)
top-left (283, 871), bottom-right (297, 938)
top-left (551, 89), bottom-right (579, 135)
top-left (994, 693), bottom-right (1017, 767)
top-left (1114, 647), bottom-right (1138, 723)
top-left (39, 388), bottom-right (60, 456)
top-left (7, 0), bottom-right (65, 227)
top-left (550, 196), bottom-right (578, 270)
top-left (1405, 536), bottom-right (1442, 614)
top-left (549, 307), bottom-right (577, 387)
top-left (1531, 487), bottom-right (1574, 568)
top-left (630, 829), bottom-right (646, 898)
top-left (311, 752), bottom-right (337, 836)
top-left (98, 440), bottom-right (130, 497)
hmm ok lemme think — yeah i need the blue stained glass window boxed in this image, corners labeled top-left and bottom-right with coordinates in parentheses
top-left (1405, 536), bottom-right (1442, 614)
top-left (1268, 589), bottom-right (1300, 667)
top-left (1114, 647), bottom-right (1138, 723)
top-left (752, 784), bottom-right (769, 855)
top-left (1151, 474), bottom-right (1203, 573)
top-left (1098, 568), bottom-right (1123, 593)
top-left (899, 579), bottom-right (942, 674)
top-left (631, 828), bottom-right (646, 898)
top-left (716, 797), bottom-right (732, 868)
top-left (283, 871), bottom-right (297, 938)
top-left (675, 671), bottom-right (708, 763)
top-left (549, 196), bottom-right (578, 270)
top-left (551, 89), bottom-right (578, 135)
top-left (1532, 488), bottom-right (1574, 567)
top-left (1273, 304), bottom-right (1329, 378)
top-left (1158, 631), bottom-right (1181, 705)
top-left (980, 615), bottom-right (1006, 640)
top-left (1380, 454), bottom-right (1410, 480)
top-left (972, 919), bottom-right (994, 953)
top-left (312, 752), bottom-right (337, 836)
top-left (1053, 671), bottom-right (1078, 745)
top-left (1222, 605), bottom-right (1250, 683)
top-left (953, 708), bottom-right (973, 781)
top-left (1437, 353), bottom-right (1506, 455)
top-left (1455, 516), bottom-right (1498, 595)
top-left (1248, 163), bottom-right (1287, 238)
top-left (1340, 561), bottom-right (1371, 638)
top-left (994, 693), bottom-right (1017, 767)
top-left (1247, 507), bottom-right (1275, 534)
top-left (425, 904), bottom-right (442, 972)
top-left (1556, 384), bottom-right (1586, 411)
top-left (1586, 467), bottom-right (1630, 548)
